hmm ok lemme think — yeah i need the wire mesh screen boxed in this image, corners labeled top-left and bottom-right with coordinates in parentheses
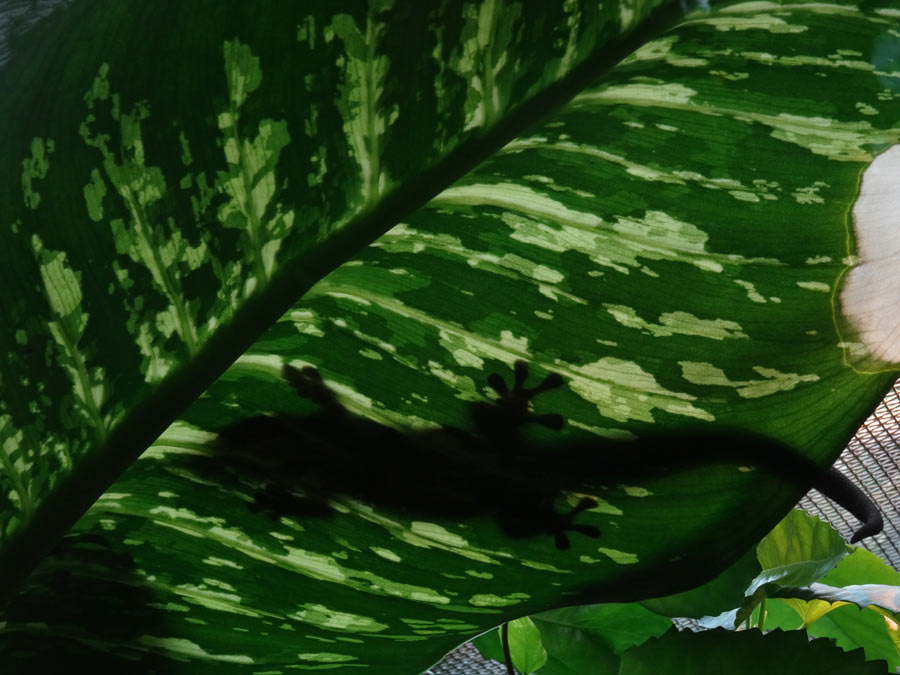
top-left (801, 378), bottom-right (900, 570)
top-left (425, 641), bottom-right (506, 675)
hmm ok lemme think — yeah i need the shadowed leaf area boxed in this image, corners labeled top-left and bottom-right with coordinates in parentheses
top-left (1, 532), bottom-right (169, 669)
top-left (194, 361), bottom-right (851, 552)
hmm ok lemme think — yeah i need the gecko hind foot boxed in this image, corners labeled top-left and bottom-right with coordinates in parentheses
top-left (552, 497), bottom-right (601, 550)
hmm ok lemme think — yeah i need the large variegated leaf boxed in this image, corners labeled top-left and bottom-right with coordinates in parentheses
top-left (0, 0), bottom-right (676, 600)
top-left (3, 0), bottom-right (900, 672)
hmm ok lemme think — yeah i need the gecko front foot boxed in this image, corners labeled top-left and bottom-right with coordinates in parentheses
top-left (473, 360), bottom-right (565, 439)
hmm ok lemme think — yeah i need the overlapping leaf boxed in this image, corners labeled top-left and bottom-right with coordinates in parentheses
top-left (0, 0), bottom-right (673, 596)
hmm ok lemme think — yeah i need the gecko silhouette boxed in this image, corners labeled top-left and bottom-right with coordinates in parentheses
top-left (202, 360), bottom-right (881, 549)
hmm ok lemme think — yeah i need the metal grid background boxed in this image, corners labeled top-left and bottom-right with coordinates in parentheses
top-left (427, 379), bottom-right (900, 673)
top-left (801, 379), bottom-right (900, 568)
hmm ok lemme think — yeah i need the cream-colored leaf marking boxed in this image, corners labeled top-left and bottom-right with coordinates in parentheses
top-left (715, 1), bottom-right (864, 16)
top-left (734, 279), bottom-right (767, 303)
top-left (218, 40), bottom-right (294, 288)
top-left (328, 3), bottom-right (396, 204)
top-left (355, 506), bottom-right (498, 565)
top-left (567, 358), bottom-right (714, 423)
top-left (841, 145), bottom-right (900, 363)
top-left (577, 83), bottom-right (900, 162)
top-left (435, 183), bottom-right (781, 275)
top-left (32, 235), bottom-right (108, 442)
top-left (687, 13), bottom-right (809, 33)
top-left (622, 35), bottom-right (708, 68)
top-left (456, 0), bottom-right (521, 130)
top-left (0, 417), bottom-right (34, 516)
top-left (370, 547), bottom-right (402, 562)
top-left (738, 51), bottom-right (872, 73)
top-left (297, 652), bottom-right (357, 663)
top-left (503, 138), bottom-right (781, 202)
top-left (143, 504), bottom-right (453, 605)
top-left (21, 136), bottom-right (53, 210)
top-left (796, 281), bottom-right (830, 292)
top-left (680, 361), bottom-right (819, 398)
top-left (604, 305), bottom-right (749, 340)
top-left (576, 82), bottom-right (698, 106)
top-left (597, 547), bottom-right (639, 564)
top-left (469, 592), bottom-right (530, 607)
top-left (288, 604), bottom-right (389, 633)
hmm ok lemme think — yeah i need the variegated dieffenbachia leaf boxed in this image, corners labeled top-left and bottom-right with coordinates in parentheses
top-left (0, 0), bottom-right (678, 599)
top-left (4, 0), bottom-right (900, 672)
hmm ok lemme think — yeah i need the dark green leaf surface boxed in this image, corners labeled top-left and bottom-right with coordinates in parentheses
top-left (640, 545), bottom-right (761, 619)
top-left (619, 628), bottom-right (887, 674)
top-left (3, 0), bottom-right (900, 672)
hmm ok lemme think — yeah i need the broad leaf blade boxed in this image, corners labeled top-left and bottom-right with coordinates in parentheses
top-left (749, 509), bottom-right (849, 594)
top-left (508, 617), bottom-right (549, 674)
top-left (640, 545), bottom-right (761, 619)
top-left (0, 0), bottom-right (677, 602)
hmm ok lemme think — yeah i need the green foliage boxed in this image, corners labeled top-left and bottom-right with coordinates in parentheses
top-left (507, 617), bottom-right (549, 673)
top-left (751, 508), bottom-right (850, 593)
top-left (476, 511), bottom-right (899, 673)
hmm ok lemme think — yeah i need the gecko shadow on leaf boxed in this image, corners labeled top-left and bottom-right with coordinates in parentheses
top-left (198, 360), bottom-right (881, 550)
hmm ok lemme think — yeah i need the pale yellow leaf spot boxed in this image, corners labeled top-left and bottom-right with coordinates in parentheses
top-left (597, 547), bottom-right (639, 564)
top-left (796, 281), bottom-right (830, 292)
top-left (680, 361), bottom-right (819, 398)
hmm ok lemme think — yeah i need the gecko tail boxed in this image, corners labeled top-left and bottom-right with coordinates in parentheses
top-left (814, 467), bottom-right (884, 543)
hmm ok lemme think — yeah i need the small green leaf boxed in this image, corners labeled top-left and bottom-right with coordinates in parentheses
top-left (757, 597), bottom-right (804, 632)
top-left (507, 617), bottom-right (548, 674)
top-left (749, 510), bottom-right (848, 594)
top-left (821, 548), bottom-right (900, 588)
